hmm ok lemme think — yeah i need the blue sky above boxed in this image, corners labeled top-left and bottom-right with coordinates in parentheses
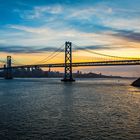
top-left (0, 0), bottom-right (140, 52)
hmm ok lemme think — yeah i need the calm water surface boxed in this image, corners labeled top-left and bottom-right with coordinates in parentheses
top-left (0, 78), bottom-right (140, 140)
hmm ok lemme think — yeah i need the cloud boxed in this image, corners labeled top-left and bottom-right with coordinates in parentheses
top-left (20, 5), bottom-right (63, 19)
top-left (0, 42), bottom-right (126, 54)
top-left (0, 44), bottom-right (106, 53)
top-left (0, 45), bottom-right (34, 53)
top-left (102, 18), bottom-right (140, 32)
top-left (74, 44), bottom-right (119, 51)
top-left (0, 39), bottom-right (7, 44)
top-left (1, 24), bottom-right (140, 52)
top-left (111, 30), bottom-right (140, 42)
top-left (0, 45), bottom-right (62, 53)
top-left (9, 25), bottom-right (51, 34)
top-left (67, 6), bottom-right (113, 20)
top-left (12, 3), bottom-right (140, 35)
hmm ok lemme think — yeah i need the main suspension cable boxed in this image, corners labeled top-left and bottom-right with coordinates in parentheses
top-left (73, 44), bottom-right (140, 60)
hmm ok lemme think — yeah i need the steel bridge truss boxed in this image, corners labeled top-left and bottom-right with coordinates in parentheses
top-left (61, 42), bottom-right (75, 81)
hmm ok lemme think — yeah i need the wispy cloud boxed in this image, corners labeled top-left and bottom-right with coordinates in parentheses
top-left (102, 18), bottom-right (140, 32)
top-left (20, 5), bottom-right (63, 19)
top-left (0, 24), bottom-right (138, 50)
top-left (0, 43), bottom-right (124, 54)
top-left (0, 45), bottom-right (59, 53)
top-left (0, 1), bottom-right (140, 54)
top-left (111, 30), bottom-right (140, 42)
top-left (67, 6), bottom-right (113, 20)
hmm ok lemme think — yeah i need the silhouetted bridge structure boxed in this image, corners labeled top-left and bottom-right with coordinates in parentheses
top-left (0, 42), bottom-right (140, 81)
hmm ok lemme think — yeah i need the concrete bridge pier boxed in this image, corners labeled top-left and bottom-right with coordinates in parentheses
top-left (4, 56), bottom-right (13, 79)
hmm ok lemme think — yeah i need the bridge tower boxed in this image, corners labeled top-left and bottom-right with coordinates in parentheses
top-left (4, 56), bottom-right (13, 79)
top-left (62, 42), bottom-right (75, 82)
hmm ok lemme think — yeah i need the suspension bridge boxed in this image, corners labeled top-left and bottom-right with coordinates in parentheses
top-left (0, 41), bottom-right (140, 81)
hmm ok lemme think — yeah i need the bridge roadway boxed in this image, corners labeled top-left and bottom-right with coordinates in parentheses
top-left (0, 59), bottom-right (140, 70)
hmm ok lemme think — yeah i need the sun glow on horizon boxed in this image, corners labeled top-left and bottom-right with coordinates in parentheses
top-left (0, 0), bottom-right (140, 76)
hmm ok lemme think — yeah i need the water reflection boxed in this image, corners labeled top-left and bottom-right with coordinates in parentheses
top-left (0, 78), bottom-right (140, 139)
top-left (58, 82), bottom-right (76, 139)
top-left (128, 86), bottom-right (140, 94)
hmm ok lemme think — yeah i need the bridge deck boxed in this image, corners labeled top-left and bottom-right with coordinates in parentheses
top-left (0, 59), bottom-right (140, 70)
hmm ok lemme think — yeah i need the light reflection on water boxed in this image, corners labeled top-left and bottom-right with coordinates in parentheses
top-left (0, 78), bottom-right (140, 140)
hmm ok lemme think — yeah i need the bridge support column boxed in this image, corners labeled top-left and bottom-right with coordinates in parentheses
top-left (4, 56), bottom-right (13, 79)
top-left (61, 41), bottom-right (75, 82)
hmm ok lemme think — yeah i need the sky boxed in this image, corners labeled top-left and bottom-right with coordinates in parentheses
top-left (0, 0), bottom-right (140, 76)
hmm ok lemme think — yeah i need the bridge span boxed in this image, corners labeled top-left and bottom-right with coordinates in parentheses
top-left (0, 59), bottom-right (140, 70)
top-left (0, 42), bottom-right (140, 81)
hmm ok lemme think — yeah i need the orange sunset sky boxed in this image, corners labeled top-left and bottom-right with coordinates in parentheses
top-left (0, 0), bottom-right (140, 76)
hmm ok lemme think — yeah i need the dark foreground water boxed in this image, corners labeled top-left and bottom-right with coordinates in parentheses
top-left (0, 78), bottom-right (140, 140)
